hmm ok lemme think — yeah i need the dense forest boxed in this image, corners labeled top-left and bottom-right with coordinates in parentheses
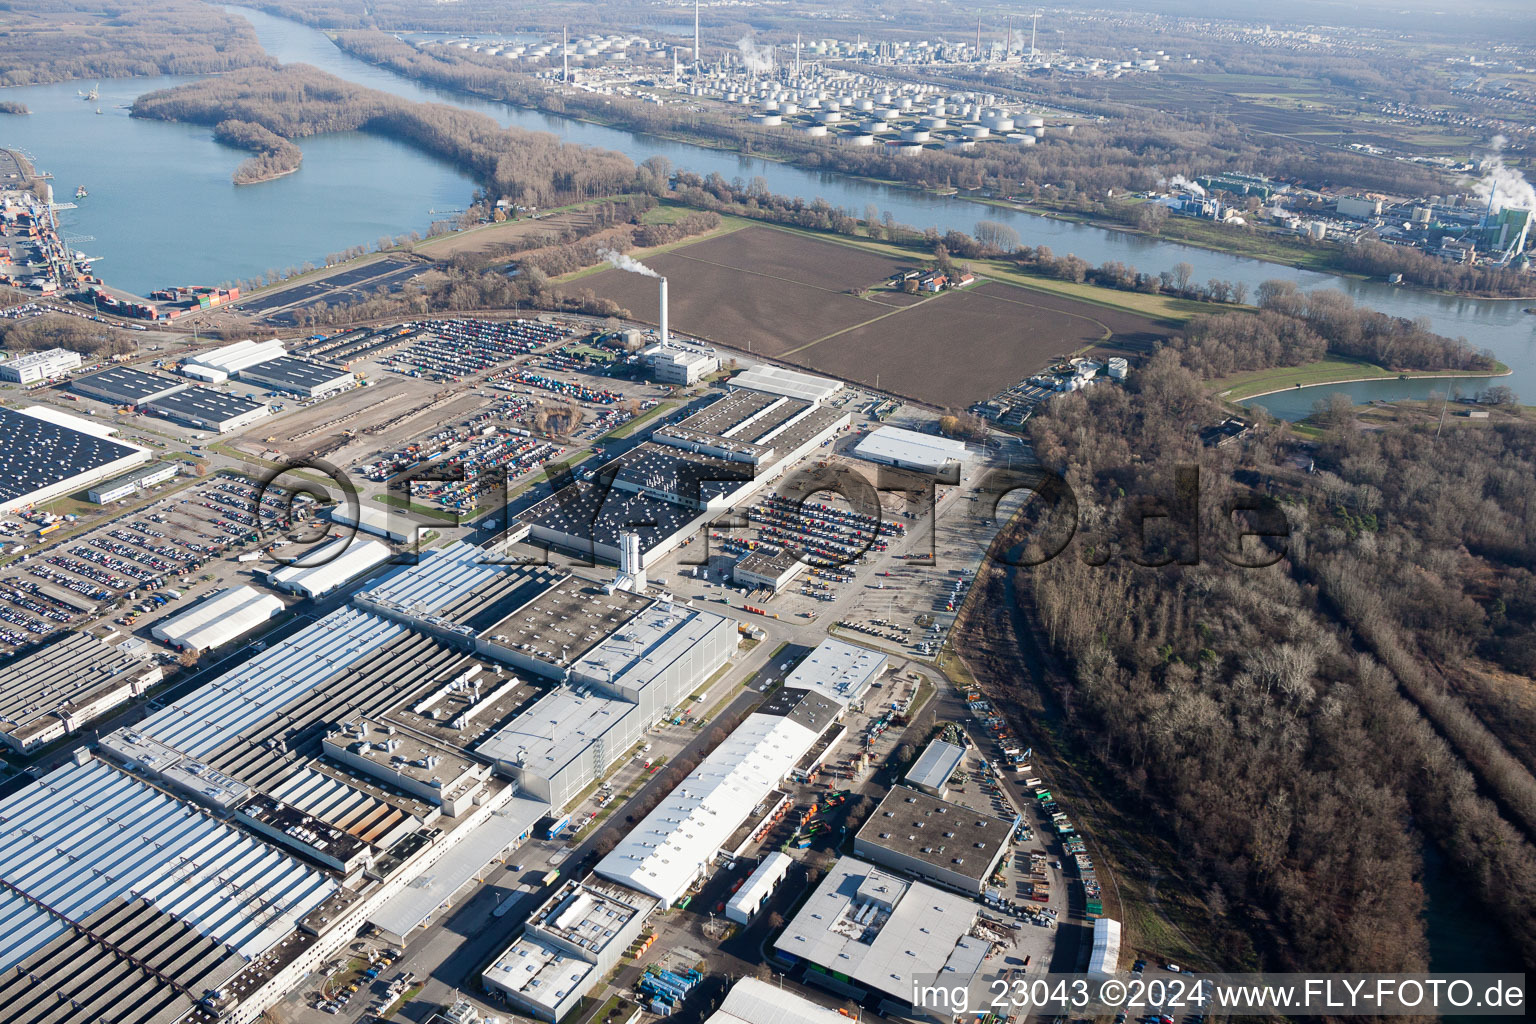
top-left (959, 349), bottom-right (1536, 974)
top-left (130, 65), bottom-right (637, 208)
top-left (214, 119), bottom-right (304, 185)
top-left (0, 101), bottom-right (27, 114)
top-left (0, 312), bottom-right (129, 356)
top-left (0, 0), bottom-right (270, 86)
top-left (1168, 281), bottom-right (1497, 377)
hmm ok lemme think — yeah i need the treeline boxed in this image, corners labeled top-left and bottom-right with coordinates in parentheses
top-left (1168, 280), bottom-right (1497, 377)
top-left (0, 101), bottom-right (28, 115)
top-left (214, 120), bottom-right (304, 185)
top-left (0, 313), bottom-right (130, 356)
top-left (131, 64), bottom-right (637, 209)
top-left (0, 0), bottom-right (271, 87)
top-left (1337, 240), bottom-right (1535, 299)
top-left (1007, 351), bottom-right (1536, 973)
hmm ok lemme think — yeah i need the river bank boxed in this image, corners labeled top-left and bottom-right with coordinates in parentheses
top-left (1215, 358), bottom-right (1513, 403)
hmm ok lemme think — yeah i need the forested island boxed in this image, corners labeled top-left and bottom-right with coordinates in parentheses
top-left (214, 119), bottom-right (304, 185)
top-left (130, 64), bottom-right (635, 208)
top-left (0, 101), bottom-right (29, 115)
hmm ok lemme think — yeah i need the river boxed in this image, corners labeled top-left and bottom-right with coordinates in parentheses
top-left (2, 4), bottom-right (1530, 412)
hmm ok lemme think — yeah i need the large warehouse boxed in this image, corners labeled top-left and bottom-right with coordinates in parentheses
top-left (729, 364), bottom-right (844, 404)
top-left (853, 424), bottom-right (970, 477)
top-left (267, 536), bottom-right (394, 598)
top-left (773, 857), bottom-right (993, 1018)
top-left (0, 405), bottom-right (150, 513)
top-left (482, 877), bottom-right (659, 1021)
top-left (0, 347), bottom-right (81, 383)
top-left (0, 631), bottom-right (162, 754)
top-left (707, 979), bottom-right (851, 1024)
top-left (70, 365), bottom-right (188, 406)
top-left (143, 385), bottom-right (270, 433)
top-left (518, 386), bottom-right (850, 568)
top-left (235, 354), bottom-right (355, 398)
top-left (596, 682), bottom-right (843, 905)
top-left (151, 584), bottom-right (284, 651)
top-left (181, 338), bottom-right (286, 379)
top-left (852, 786), bottom-right (1018, 895)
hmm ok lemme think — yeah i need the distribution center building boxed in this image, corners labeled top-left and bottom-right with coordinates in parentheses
top-left (0, 347), bottom-right (81, 383)
top-left (70, 366), bottom-right (188, 407)
top-left (143, 385), bottom-right (270, 433)
top-left (852, 786), bottom-right (1018, 895)
top-left (706, 978), bottom-right (852, 1024)
top-left (235, 355), bottom-right (356, 398)
top-left (853, 425), bottom-right (970, 477)
top-left (0, 406), bottom-right (151, 513)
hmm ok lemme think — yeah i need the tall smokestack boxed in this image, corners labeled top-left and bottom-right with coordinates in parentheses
top-left (694, 0), bottom-right (701, 70)
top-left (659, 277), bottom-right (669, 344)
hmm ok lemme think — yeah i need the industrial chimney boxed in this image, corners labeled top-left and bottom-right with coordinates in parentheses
top-left (659, 276), bottom-right (669, 344)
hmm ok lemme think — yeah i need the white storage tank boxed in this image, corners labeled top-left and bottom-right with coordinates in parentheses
top-left (815, 110), bottom-right (842, 124)
top-left (918, 116), bottom-right (947, 130)
top-left (843, 134), bottom-right (876, 147)
top-left (900, 128), bottom-right (931, 142)
top-left (863, 119), bottom-right (888, 132)
top-left (960, 124), bottom-right (991, 139)
top-left (802, 124), bottom-right (829, 137)
top-left (1010, 133), bottom-right (1036, 146)
top-left (751, 114), bottom-right (784, 126)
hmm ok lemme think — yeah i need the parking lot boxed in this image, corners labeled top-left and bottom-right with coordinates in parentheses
top-left (0, 473), bottom-right (315, 654)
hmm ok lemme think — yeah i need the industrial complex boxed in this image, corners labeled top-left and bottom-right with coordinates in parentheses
top-left (0, 405), bottom-right (151, 513)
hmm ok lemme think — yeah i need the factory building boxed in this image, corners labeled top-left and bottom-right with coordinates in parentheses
top-left (772, 857), bottom-right (991, 1019)
top-left (86, 461), bottom-right (178, 503)
top-left (853, 425), bottom-right (970, 478)
top-left (852, 786), bottom-right (1017, 895)
top-left (905, 738), bottom-right (966, 798)
top-left (1335, 195), bottom-right (1384, 220)
top-left (142, 385), bottom-right (270, 433)
top-left (235, 354), bottom-right (356, 398)
top-left (266, 535), bottom-right (394, 598)
top-left (729, 364), bottom-right (844, 404)
top-left (642, 340), bottom-right (719, 385)
top-left (151, 584), bottom-right (284, 651)
top-left (785, 638), bottom-right (886, 704)
top-left (733, 544), bottom-right (807, 592)
top-left (482, 877), bottom-right (659, 1021)
top-left (518, 387), bottom-right (850, 568)
top-left (70, 365), bottom-right (187, 406)
top-left (725, 851), bottom-right (794, 923)
top-left (354, 543), bottom-right (737, 808)
top-left (0, 347), bottom-right (80, 383)
top-left (0, 406), bottom-right (151, 513)
top-left (596, 685), bottom-right (843, 905)
top-left (0, 631), bottom-right (162, 754)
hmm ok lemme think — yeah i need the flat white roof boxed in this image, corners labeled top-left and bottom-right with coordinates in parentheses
top-left (730, 365), bottom-right (843, 404)
top-left (0, 758), bottom-right (336, 970)
top-left (707, 978), bottom-right (850, 1024)
top-left (905, 739), bottom-right (966, 792)
top-left (367, 792), bottom-right (549, 939)
top-left (596, 712), bottom-right (826, 904)
top-left (773, 857), bottom-right (987, 1003)
top-left (853, 425), bottom-right (969, 471)
top-left (268, 536), bottom-right (393, 596)
top-left (785, 638), bottom-right (885, 703)
top-left (479, 686), bottom-right (637, 777)
top-left (149, 585), bottom-right (284, 651)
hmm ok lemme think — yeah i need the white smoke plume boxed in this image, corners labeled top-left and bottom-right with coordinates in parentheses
top-left (598, 248), bottom-right (659, 278)
top-left (736, 34), bottom-right (774, 75)
top-left (1470, 135), bottom-right (1536, 214)
top-left (1169, 174), bottom-right (1206, 197)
